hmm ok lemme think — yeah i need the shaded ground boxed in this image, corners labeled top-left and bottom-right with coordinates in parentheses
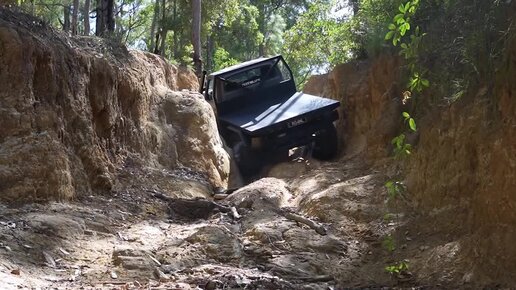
top-left (0, 155), bottom-right (471, 289)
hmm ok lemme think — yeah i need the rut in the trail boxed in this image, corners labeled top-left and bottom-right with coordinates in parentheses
top-left (1, 157), bottom-right (408, 289)
top-left (2, 6), bottom-right (516, 289)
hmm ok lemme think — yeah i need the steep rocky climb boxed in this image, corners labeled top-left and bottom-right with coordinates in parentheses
top-left (1, 6), bottom-right (516, 290)
top-left (0, 10), bottom-right (412, 288)
top-left (0, 155), bottom-right (396, 289)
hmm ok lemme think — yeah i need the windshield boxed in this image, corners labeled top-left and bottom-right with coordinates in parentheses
top-left (216, 58), bottom-right (292, 102)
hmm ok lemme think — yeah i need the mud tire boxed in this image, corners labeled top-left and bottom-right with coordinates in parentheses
top-left (233, 142), bottom-right (262, 178)
top-left (312, 124), bottom-right (338, 160)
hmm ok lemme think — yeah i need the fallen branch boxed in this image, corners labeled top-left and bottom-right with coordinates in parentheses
top-left (232, 196), bottom-right (327, 235)
top-left (297, 275), bottom-right (334, 282)
top-left (230, 206), bottom-right (241, 219)
top-left (152, 192), bottom-right (240, 220)
top-left (281, 211), bottom-right (327, 235)
top-left (256, 198), bottom-right (327, 235)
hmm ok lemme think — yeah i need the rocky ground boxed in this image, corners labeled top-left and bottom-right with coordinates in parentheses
top-left (2, 7), bottom-right (514, 290)
top-left (0, 152), bottom-right (473, 289)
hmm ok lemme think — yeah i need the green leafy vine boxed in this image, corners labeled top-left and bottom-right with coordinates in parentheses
top-left (382, 0), bottom-right (429, 278)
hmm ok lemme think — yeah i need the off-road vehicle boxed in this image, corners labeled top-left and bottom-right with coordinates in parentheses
top-left (201, 55), bottom-right (340, 176)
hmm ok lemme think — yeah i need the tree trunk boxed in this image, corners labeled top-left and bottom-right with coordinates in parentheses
top-left (115, 0), bottom-right (124, 37)
top-left (349, 0), bottom-right (359, 15)
top-left (106, 0), bottom-right (114, 32)
top-left (159, 29), bottom-right (168, 56)
top-left (95, 0), bottom-right (104, 36)
top-left (30, 0), bottom-right (35, 15)
top-left (153, 32), bottom-right (161, 54)
top-left (172, 0), bottom-right (179, 59)
top-left (206, 33), bottom-right (214, 72)
top-left (176, 28), bottom-right (183, 60)
top-left (258, 8), bottom-right (267, 56)
top-left (258, 43), bottom-right (265, 57)
top-left (192, 0), bottom-right (202, 76)
top-left (63, 5), bottom-right (71, 32)
top-left (173, 31), bottom-right (179, 59)
top-left (149, 0), bottom-right (160, 52)
top-left (157, 0), bottom-right (167, 56)
top-left (83, 0), bottom-right (90, 35)
top-left (95, 0), bottom-right (114, 36)
top-left (71, 0), bottom-right (79, 35)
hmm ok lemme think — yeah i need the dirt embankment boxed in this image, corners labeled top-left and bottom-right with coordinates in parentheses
top-left (304, 55), bottom-right (403, 160)
top-left (0, 11), bottom-right (408, 287)
top-left (405, 32), bottom-right (516, 284)
top-left (0, 8), bottom-right (229, 202)
top-left (304, 33), bottom-right (516, 286)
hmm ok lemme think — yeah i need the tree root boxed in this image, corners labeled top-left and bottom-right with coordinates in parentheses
top-left (279, 210), bottom-right (327, 235)
top-left (297, 275), bottom-right (334, 282)
top-left (152, 192), bottom-right (241, 220)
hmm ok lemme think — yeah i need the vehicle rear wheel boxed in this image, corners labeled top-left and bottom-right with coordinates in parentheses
top-left (312, 124), bottom-right (338, 160)
top-left (233, 142), bottom-right (262, 178)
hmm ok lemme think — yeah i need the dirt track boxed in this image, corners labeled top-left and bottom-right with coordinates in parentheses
top-left (0, 154), bottom-right (473, 289)
top-left (2, 7), bottom-right (515, 289)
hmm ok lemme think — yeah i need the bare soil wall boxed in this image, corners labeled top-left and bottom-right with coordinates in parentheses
top-left (304, 55), bottom-right (403, 159)
top-left (305, 36), bottom-right (516, 284)
top-left (0, 9), bottom-right (229, 202)
top-left (405, 33), bottom-right (516, 283)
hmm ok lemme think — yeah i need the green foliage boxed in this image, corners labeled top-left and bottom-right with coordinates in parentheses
top-left (383, 212), bottom-right (396, 221)
top-left (116, 0), bottom-right (153, 47)
top-left (265, 13), bottom-right (287, 55)
top-left (181, 44), bottom-right (194, 66)
top-left (351, 0), bottom-right (399, 58)
top-left (384, 0), bottom-right (418, 46)
top-left (385, 180), bottom-right (405, 200)
top-left (283, 0), bottom-right (355, 86)
top-left (14, 0), bottom-right (512, 93)
top-left (385, 0), bottom-right (423, 163)
top-left (16, 0), bottom-right (69, 29)
top-left (385, 0), bottom-right (429, 103)
top-left (382, 0), bottom-right (421, 277)
top-left (221, 4), bottom-right (263, 59)
top-left (399, 26), bottom-right (424, 61)
top-left (391, 134), bottom-right (411, 158)
top-left (203, 0), bottom-right (240, 32)
top-left (382, 234), bottom-right (396, 252)
top-left (385, 260), bottom-right (409, 275)
top-left (402, 112), bottom-right (416, 131)
top-left (408, 71), bottom-right (429, 93)
top-left (448, 79), bottom-right (467, 103)
top-left (204, 0), bottom-right (307, 70)
top-left (415, 0), bottom-right (510, 104)
top-left (212, 47), bottom-right (239, 71)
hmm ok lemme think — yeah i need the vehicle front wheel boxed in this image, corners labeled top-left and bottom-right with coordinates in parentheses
top-left (232, 142), bottom-right (262, 178)
top-left (312, 124), bottom-right (338, 160)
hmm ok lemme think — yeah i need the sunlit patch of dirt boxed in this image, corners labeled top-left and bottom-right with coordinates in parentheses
top-left (0, 154), bottom-right (461, 289)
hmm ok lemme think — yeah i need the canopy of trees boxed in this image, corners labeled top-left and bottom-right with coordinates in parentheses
top-left (11, 0), bottom-right (512, 88)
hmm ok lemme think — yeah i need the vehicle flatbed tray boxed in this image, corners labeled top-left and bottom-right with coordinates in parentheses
top-left (218, 92), bottom-right (340, 135)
